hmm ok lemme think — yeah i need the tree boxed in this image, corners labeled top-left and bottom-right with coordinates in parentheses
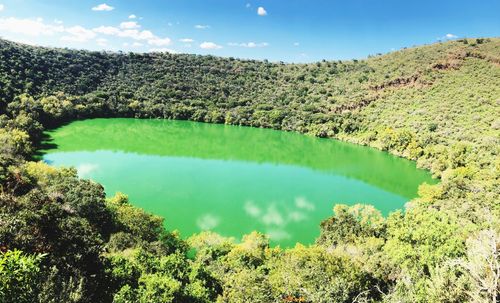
top-left (457, 228), bottom-right (500, 303)
top-left (269, 245), bottom-right (373, 303)
top-left (0, 250), bottom-right (45, 303)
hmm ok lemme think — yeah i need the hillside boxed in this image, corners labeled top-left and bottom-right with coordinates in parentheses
top-left (0, 38), bottom-right (499, 302)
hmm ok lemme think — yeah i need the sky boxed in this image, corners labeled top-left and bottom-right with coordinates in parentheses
top-left (0, 0), bottom-right (499, 63)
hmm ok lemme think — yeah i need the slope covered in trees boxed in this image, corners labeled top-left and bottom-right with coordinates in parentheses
top-left (0, 37), bottom-right (499, 302)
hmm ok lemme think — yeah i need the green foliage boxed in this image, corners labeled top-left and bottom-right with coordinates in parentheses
top-left (0, 250), bottom-right (44, 303)
top-left (269, 245), bottom-right (374, 303)
top-left (0, 37), bottom-right (498, 302)
top-left (106, 249), bottom-right (220, 303)
top-left (384, 208), bottom-right (466, 271)
top-left (107, 193), bottom-right (164, 246)
top-left (317, 204), bottom-right (385, 246)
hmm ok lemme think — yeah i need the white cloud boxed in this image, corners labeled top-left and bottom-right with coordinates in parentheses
top-left (61, 25), bottom-right (96, 42)
top-left (266, 228), bottom-right (291, 241)
top-left (295, 197), bottom-right (315, 211)
top-left (200, 41), bottom-right (222, 49)
top-left (243, 198), bottom-right (316, 237)
top-left (128, 14), bottom-right (137, 19)
top-left (76, 163), bottom-right (98, 177)
top-left (93, 25), bottom-right (169, 47)
top-left (179, 38), bottom-right (194, 43)
top-left (93, 26), bottom-right (120, 35)
top-left (120, 21), bottom-right (140, 29)
top-left (93, 24), bottom-right (172, 48)
top-left (228, 42), bottom-right (268, 48)
top-left (437, 33), bottom-right (459, 41)
top-left (244, 201), bottom-right (261, 217)
top-left (262, 205), bottom-right (285, 226)
top-left (288, 211), bottom-right (307, 222)
top-left (196, 214), bottom-right (219, 230)
top-left (0, 17), bottom-right (102, 45)
top-left (0, 4), bottom-right (5, 12)
top-left (122, 29), bottom-right (154, 40)
top-left (92, 3), bottom-right (114, 11)
top-left (132, 42), bottom-right (143, 47)
top-left (96, 38), bottom-right (107, 46)
top-left (0, 17), bottom-right (64, 36)
top-left (257, 7), bottom-right (267, 16)
top-left (148, 37), bottom-right (171, 46)
top-left (195, 24), bottom-right (210, 29)
top-left (54, 19), bottom-right (63, 25)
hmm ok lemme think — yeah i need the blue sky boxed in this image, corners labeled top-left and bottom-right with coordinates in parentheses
top-left (0, 0), bottom-right (498, 62)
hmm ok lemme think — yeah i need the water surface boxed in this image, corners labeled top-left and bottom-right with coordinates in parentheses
top-left (42, 118), bottom-right (435, 246)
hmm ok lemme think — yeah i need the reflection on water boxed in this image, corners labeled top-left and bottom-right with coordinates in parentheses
top-left (42, 118), bottom-right (436, 247)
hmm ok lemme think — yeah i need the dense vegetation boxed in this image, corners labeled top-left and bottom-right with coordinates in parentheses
top-left (0, 37), bottom-right (499, 302)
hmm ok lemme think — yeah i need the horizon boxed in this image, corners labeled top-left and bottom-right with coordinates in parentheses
top-left (4, 36), bottom-right (496, 65)
top-left (0, 0), bottom-right (499, 63)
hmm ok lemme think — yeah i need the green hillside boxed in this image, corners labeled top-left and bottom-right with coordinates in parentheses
top-left (0, 38), bottom-right (499, 302)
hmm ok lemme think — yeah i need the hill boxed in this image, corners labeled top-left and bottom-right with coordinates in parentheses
top-left (0, 38), bottom-right (499, 302)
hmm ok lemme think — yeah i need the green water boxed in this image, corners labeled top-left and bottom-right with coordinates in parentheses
top-left (42, 118), bottom-right (436, 247)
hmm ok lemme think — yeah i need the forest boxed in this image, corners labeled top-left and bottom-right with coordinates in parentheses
top-left (0, 37), bottom-right (499, 302)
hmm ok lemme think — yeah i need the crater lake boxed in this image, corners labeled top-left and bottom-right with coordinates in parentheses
top-left (42, 118), bottom-right (436, 247)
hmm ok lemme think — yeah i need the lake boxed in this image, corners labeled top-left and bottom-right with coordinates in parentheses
top-left (42, 118), bottom-right (435, 247)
